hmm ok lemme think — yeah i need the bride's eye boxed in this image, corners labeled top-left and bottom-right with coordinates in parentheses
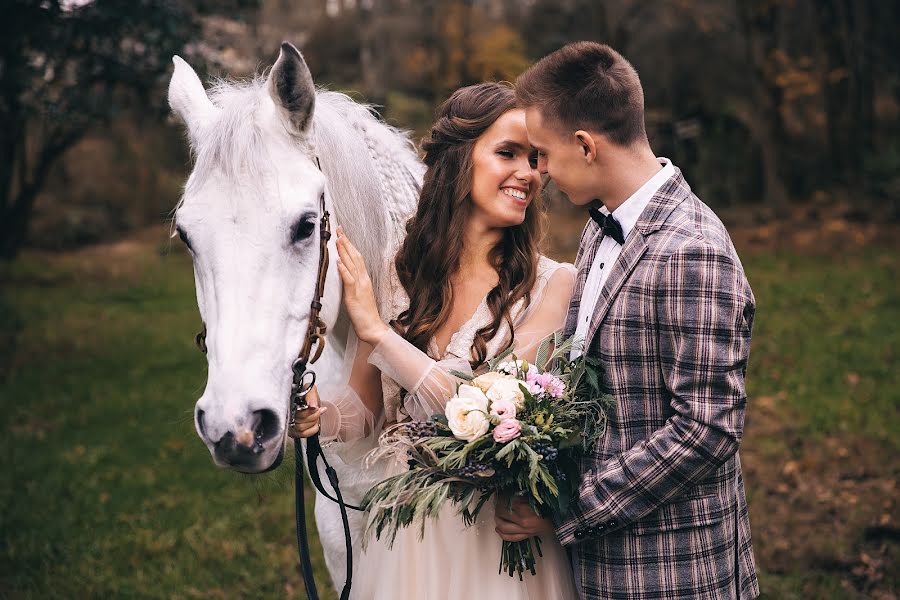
top-left (528, 152), bottom-right (538, 169)
top-left (497, 149), bottom-right (514, 159)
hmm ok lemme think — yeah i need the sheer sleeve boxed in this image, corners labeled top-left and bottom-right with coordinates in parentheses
top-left (510, 265), bottom-right (576, 363)
top-left (316, 336), bottom-right (384, 443)
top-left (367, 329), bottom-right (472, 422)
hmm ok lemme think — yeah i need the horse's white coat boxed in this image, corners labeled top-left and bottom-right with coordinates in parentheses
top-left (168, 45), bottom-right (422, 588)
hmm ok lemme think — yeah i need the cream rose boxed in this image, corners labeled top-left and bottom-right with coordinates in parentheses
top-left (471, 371), bottom-right (513, 393)
top-left (446, 384), bottom-right (491, 442)
top-left (485, 378), bottom-right (526, 410)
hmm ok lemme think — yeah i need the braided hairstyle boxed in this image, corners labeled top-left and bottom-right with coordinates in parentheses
top-left (393, 82), bottom-right (544, 369)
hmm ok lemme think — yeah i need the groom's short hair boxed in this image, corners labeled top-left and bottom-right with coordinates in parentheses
top-left (516, 42), bottom-right (646, 146)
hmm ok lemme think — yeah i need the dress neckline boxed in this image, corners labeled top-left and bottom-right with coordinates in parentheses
top-left (429, 294), bottom-right (489, 360)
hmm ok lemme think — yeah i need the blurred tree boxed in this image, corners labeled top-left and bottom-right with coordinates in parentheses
top-left (814, 0), bottom-right (877, 188)
top-left (468, 24), bottom-right (530, 83)
top-left (0, 0), bottom-right (259, 259)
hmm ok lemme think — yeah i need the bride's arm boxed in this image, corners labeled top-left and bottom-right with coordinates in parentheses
top-left (290, 338), bottom-right (384, 443)
top-left (505, 265), bottom-right (576, 364)
top-left (366, 330), bottom-right (472, 421)
top-left (334, 227), bottom-right (471, 421)
top-left (314, 339), bottom-right (383, 442)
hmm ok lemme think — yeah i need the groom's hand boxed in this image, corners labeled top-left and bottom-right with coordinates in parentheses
top-left (494, 495), bottom-right (556, 542)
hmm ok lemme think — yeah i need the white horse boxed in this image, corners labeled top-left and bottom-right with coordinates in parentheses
top-left (167, 42), bottom-right (422, 588)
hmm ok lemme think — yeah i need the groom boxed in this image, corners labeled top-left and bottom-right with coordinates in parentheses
top-left (495, 42), bottom-right (759, 599)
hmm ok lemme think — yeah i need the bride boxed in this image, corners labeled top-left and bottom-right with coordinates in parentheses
top-left (291, 82), bottom-right (577, 599)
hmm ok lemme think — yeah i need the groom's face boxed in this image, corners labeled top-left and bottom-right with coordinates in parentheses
top-left (524, 107), bottom-right (595, 206)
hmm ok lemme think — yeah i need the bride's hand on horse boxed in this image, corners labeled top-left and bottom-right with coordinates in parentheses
top-left (335, 226), bottom-right (389, 345)
top-left (287, 386), bottom-right (327, 439)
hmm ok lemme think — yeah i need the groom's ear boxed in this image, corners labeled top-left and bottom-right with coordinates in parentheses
top-left (574, 130), bottom-right (598, 164)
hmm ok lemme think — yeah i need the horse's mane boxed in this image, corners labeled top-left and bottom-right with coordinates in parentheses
top-left (312, 90), bottom-right (423, 306)
top-left (183, 75), bottom-right (423, 309)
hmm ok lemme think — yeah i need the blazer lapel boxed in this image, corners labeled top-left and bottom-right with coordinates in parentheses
top-left (585, 233), bottom-right (648, 348)
top-left (564, 222), bottom-right (603, 338)
top-left (583, 168), bottom-right (692, 349)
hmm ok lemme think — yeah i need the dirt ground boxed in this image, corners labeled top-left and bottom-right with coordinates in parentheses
top-left (744, 392), bottom-right (898, 598)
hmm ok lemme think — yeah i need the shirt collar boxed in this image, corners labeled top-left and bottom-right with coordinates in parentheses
top-left (600, 157), bottom-right (675, 240)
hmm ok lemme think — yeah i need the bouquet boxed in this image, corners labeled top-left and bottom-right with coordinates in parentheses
top-left (360, 333), bottom-right (614, 578)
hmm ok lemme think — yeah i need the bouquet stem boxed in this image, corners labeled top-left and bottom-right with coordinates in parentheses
top-left (499, 536), bottom-right (544, 579)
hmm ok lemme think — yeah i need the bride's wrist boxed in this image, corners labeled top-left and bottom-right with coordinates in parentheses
top-left (361, 322), bottom-right (389, 346)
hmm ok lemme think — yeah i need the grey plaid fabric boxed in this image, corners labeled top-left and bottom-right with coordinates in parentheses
top-left (557, 169), bottom-right (760, 599)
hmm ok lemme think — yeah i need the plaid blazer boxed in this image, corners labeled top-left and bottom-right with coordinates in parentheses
top-left (556, 169), bottom-right (760, 600)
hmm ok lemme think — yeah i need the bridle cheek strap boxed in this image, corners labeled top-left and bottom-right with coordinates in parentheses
top-left (290, 161), bottom-right (361, 600)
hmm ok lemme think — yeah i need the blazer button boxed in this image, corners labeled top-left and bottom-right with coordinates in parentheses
top-left (574, 529), bottom-right (585, 539)
top-left (607, 520), bottom-right (617, 528)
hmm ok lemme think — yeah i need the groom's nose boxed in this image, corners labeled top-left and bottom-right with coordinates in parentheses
top-left (537, 154), bottom-right (548, 174)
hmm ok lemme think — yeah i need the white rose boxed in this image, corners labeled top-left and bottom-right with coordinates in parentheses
top-left (446, 384), bottom-right (491, 442)
top-left (497, 359), bottom-right (538, 378)
top-left (485, 378), bottom-right (526, 410)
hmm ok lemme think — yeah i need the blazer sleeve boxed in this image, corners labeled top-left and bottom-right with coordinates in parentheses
top-left (556, 241), bottom-right (755, 545)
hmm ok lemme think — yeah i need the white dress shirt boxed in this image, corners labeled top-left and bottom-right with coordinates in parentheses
top-left (571, 158), bottom-right (675, 359)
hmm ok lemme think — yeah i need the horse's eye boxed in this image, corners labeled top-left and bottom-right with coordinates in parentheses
top-left (291, 218), bottom-right (316, 244)
top-left (176, 226), bottom-right (193, 252)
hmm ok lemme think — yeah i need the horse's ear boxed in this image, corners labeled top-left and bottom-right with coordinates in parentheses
top-left (168, 56), bottom-right (217, 135)
top-left (267, 42), bottom-right (316, 136)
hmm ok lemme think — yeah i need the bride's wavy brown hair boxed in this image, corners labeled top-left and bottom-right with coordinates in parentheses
top-left (393, 82), bottom-right (545, 368)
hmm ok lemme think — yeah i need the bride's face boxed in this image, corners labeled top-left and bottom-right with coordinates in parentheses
top-left (468, 109), bottom-right (540, 229)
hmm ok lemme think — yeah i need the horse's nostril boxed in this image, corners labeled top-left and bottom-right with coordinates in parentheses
top-left (252, 409), bottom-right (280, 444)
top-left (196, 409), bottom-right (208, 439)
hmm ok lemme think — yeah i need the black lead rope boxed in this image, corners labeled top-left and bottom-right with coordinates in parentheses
top-left (294, 439), bottom-right (320, 599)
top-left (294, 433), bottom-right (364, 600)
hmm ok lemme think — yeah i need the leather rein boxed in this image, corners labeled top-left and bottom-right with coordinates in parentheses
top-left (195, 156), bottom-right (362, 600)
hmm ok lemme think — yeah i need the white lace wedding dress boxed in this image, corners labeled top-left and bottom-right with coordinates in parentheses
top-left (318, 255), bottom-right (578, 600)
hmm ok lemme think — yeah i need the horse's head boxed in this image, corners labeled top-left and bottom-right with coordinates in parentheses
top-left (169, 43), bottom-right (340, 473)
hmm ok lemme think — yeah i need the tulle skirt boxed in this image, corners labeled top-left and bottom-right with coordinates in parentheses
top-left (351, 459), bottom-right (578, 600)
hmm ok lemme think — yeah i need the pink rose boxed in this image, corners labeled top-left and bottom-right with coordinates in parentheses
top-left (492, 418), bottom-right (521, 444)
top-left (489, 398), bottom-right (518, 421)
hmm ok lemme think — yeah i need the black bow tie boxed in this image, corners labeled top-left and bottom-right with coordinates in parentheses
top-left (589, 207), bottom-right (625, 245)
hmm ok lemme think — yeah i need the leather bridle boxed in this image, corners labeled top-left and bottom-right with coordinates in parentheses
top-left (195, 156), bottom-right (362, 600)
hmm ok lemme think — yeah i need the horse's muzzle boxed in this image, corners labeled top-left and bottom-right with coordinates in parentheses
top-left (198, 408), bottom-right (284, 473)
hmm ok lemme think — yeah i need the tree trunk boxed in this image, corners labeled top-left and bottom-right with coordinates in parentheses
top-left (816, 0), bottom-right (848, 184)
top-left (736, 0), bottom-right (789, 207)
top-left (0, 187), bottom-right (39, 260)
top-left (0, 124), bottom-right (83, 260)
top-left (731, 101), bottom-right (789, 208)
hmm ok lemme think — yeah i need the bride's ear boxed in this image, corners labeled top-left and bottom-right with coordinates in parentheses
top-left (574, 130), bottom-right (598, 164)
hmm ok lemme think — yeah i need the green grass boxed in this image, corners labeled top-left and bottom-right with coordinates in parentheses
top-left (744, 247), bottom-right (899, 445)
top-left (0, 248), bottom-right (336, 599)
top-left (0, 240), bottom-right (896, 599)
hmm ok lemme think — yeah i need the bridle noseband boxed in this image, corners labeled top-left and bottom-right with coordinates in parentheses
top-left (194, 156), bottom-right (360, 600)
